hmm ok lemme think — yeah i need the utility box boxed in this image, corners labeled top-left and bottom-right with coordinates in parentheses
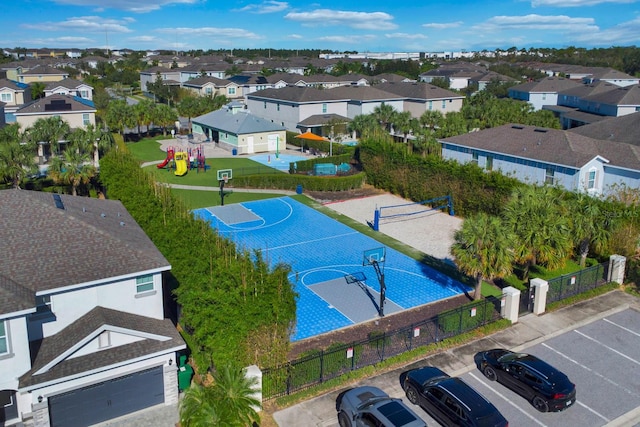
top-left (178, 355), bottom-right (194, 391)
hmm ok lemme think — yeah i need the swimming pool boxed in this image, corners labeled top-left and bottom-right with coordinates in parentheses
top-left (249, 153), bottom-right (308, 171)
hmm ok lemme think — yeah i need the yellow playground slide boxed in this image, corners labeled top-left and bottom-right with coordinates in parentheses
top-left (174, 152), bottom-right (188, 176)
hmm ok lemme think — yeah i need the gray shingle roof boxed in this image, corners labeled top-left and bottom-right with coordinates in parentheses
top-left (193, 106), bottom-right (285, 134)
top-left (19, 306), bottom-right (185, 388)
top-left (374, 81), bottom-right (464, 101)
top-left (0, 78), bottom-right (29, 91)
top-left (558, 81), bottom-right (619, 97)
top-left (15, 94), bottom-right (96, 114)
top-left (509, 77), bottom-right (582, 93)
top-left (568, 111), bottom-right (640, 145)
top-left (182, 76), bottom-right (232, 87)
top-left (582, 84), bottom-right (640, 105)
top-left (0, 190), bottom-right (170, 297)
top-left (298, 113), bottom-right (350, 126)
top-left (441, 123), bottom-right (640, 171)
top-left (0, 274), bottom-right (34, 317)
top-left (44, 78), bottom-right (88, 90)
top-left (20, 65), bottom-right (68, 76)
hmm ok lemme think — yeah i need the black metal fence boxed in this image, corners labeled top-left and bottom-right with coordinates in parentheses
top-left (262, 298), bottom-right (501, 399)
top-left (546, 261), bottom-right (609, 304)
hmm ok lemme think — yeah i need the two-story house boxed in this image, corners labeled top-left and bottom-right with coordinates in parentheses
top-left (43, 78), bottom-right (94, 100)
top-left (439, 123), bottom-right (640, 196)
top-left (0, 78), bottom-right (32, 123)
top-left (0, 190), bottom-right (186, 427)
top-left (181, 76), bottom-right (241, 99)
top-left (17, 65), bottom-right (68, 84)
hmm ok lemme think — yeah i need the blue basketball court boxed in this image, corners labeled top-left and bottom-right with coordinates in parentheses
top-left (192, 197), bottom-right (470, 341)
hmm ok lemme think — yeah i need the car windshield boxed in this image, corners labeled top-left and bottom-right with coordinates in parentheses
top-left (497, 352), bottom-right (528, 363)
top-left (425, 375), bottom-right (450, 386)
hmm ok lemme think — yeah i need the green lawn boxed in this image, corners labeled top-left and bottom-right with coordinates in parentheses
top-left (126, 138), bottom-right (171, 162)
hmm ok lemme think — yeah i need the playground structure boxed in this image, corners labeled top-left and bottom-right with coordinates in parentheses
top-left (371, 195), bottom-right (454, 232)
top-left (156, 145), bottom-right (210, 175)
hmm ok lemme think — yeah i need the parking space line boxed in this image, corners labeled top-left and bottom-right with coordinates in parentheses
top-left (468, 372), bottom-right (548, 427)
top-left (574, 330), bottom-right (640, 366)
top-left (603, 318), bottom-right (640, 338)
top-left (541, 343), bottom-right (640, 398)
top-left (576, 400), bottom-right (610, 422)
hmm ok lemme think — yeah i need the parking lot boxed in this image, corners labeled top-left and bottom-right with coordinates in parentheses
top-left (272, 291), bottom-right (640, 427)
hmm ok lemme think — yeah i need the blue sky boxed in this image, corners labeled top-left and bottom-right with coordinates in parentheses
top-left (2, 0), bottom-right (639, 53)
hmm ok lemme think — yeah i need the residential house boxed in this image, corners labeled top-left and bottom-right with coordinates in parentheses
top-left (0, 79), bottom-right (32, 123)
top-left (583, 68), bottom-right (639, 87)
top-left (0, 190), bottom-right (186, 427)
top-left (227, 74), bottom-right (273, 96)
top-left (508, 77), bottom-right (582, 110)
top-left (578, 84), bottom-right (640, 117)
top-left (367, 73), bottom-right (416, 85)
top-left (192, 102), bottom-right (286, 154)
top-left (17, 65), bottom-right (68, 84)
top-left (374, 81), bottom-right (464, 117)
top-left (43, 78), bottom-right (94, 101)
top-left (182, 76), bottom-right (241, 99)
top-left (178, 63), bottom-right (228, 82)
top-left (439, 123), bottom-right (640, 196)
top-left (470, 71), bottom-right (519, 91)
top-left (568, 111), bottom-right (640, 146)
top-left (139, 67), bottom-right (181, 93)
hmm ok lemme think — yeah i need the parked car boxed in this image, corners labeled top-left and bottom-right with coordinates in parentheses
top-left (474, 348), bottom-right (576, 412)
top-left (336, 386), bottom-right (427, 427)
top-left (400, 366), bottom-right (508, 427)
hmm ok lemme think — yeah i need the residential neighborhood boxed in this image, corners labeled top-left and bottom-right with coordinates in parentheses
top-left (1, 44), bottom-right (640, 427)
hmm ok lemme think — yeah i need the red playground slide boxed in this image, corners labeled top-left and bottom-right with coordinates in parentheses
top-left (157, 147), bottom-right (175, 168)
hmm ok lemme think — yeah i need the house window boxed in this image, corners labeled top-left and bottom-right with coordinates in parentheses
top-left (471, 152), bottom-right (478, 165)
top-left (277, 103), bottom-right (280, 111)
top-left (228, 87), bottom-right (236, 95)
top-left (442, 100), bottom-right (446, 109)
top-left (1, 93), bottom-right (12, 103)
top-left (205, 87), bottom-right (213, 95)
top-left (35, 295), bottom-right (52, 314)
top-left (79, 90), bottom-right (89, 98)
top-left (545, 167), bottom-right (555, 185)
top-left (587, 169), bottom-right (597, 189)
top-left (428, 101), bottom-right (433, 110)
top-left (136, 274), bottom-right (154, 293)
top-left (82, 113), bottom-right (90, 126)
top-left (322, 103), bottom-right (328, 113)
top-left (486, 156), bottom-right (493, 171)
top-left (0, 321), bottom-right (8, 355)
top-left (98, 331), bottom-right (111, 348)
top-left (264, 101), bottom-right (267, 109)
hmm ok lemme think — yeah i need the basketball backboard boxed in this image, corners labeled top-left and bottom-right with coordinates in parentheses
top-left (363, 247), bottom-right (385, 266)
top-left (216, 169), bottom-right (233, 181)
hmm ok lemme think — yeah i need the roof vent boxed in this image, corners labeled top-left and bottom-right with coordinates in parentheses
top-left (512, 125), bottom-right (524, 130)
top-left (533, 128), bottom-right (547, 133)
top-left (101, 213), bottom-right (106, 218)
top-left (120, 221), bottom-right (125, 226)
top-left (82, 207), bottom-right (86, 212)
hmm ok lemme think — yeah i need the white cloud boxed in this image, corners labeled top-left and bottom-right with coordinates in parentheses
top-left (422, 21), bottom-right (463, 29)
top-left (128, 35), bottom-right (157, 42)
top-left (234, 1), bottom-right (289, 14)
top-left (287, 34), bottom-right (304, 39)
top-left (573, 15), bottom-right (640, 44)
top-left (155, 27), bottom-right (262, 40)
top-left (316, 34), bottom-right (377, 44)
top-left (385, 33), bottom-right (428, 40)
top-left (52, 0), bottom-right (199, 13)
top-left (22, 16), bottom-right (134, 33)
top-left (476, 14), bottom-right (599, 32)
top-left (531, 0), bottom-right (637, 6)
top-left (285, 9), bottom-right (397, 30)
top-left (17, 36), bottom-right (96, 47)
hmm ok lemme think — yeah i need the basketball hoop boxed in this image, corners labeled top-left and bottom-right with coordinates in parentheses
top-left (223, 175), bottom-right (228, 185)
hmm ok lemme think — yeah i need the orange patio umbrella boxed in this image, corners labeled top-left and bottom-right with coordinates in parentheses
top-left (294, 130), bottom-right (329, 141)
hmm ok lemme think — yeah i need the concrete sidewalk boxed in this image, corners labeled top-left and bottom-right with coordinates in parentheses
top-left (272, 290), bottom-right (640, 427)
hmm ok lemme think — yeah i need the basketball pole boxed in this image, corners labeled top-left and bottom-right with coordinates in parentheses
top-left (370, 259), bottom-right (386, 317)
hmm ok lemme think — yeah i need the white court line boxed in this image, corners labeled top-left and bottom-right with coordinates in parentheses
top-left (603, 318), bottom-right (640, 338)
top-left (260, 231), bottom-right (360, 251)
top-left (468, 372), bottom-right (548, 427)
top-left (575, 400), bottom-right (610, 423)
top-left (541, 343), bottom-right (640, 399)
top-left (574, 330), bottom-right (640, 366)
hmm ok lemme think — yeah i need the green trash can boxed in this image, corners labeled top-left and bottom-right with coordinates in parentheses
top-left (177, 355), bottom-right (194, 391)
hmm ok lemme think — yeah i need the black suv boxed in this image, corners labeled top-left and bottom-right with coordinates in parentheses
top-left (400, 366), bottom-right (508, 427)
top-left (474, 348), bottom-right (576, 412)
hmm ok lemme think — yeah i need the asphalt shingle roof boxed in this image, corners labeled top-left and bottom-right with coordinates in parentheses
top-left (0, 190), bottom-right (170, 298)
top-left (193, 105), bottom-right (286, 134)
top-left (441, 123), bottom-right (640, 171)
top-left (568, 111), bottom-right (640, 145)
top-left (15, 94), bottom-right (96, 114)
top-left (509, 77), bottom-right (582, 93)
top-left (19, 306), bottom-right (185, 388)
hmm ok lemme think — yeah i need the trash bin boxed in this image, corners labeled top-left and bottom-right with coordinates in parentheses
top-left (232, 148), bottom-right (238, 156)
top-left (177, 355), bottom-right (194, 391)
top-left (296, 184), bottom-right (303, 194)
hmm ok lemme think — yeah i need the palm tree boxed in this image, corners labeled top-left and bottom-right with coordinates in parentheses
top-left (503, 185), bottom-right (573, 280)
top-left (451, 213), bottom-right (516, 300)
top-left (392, 111), bottom-right (416, 144)
top-left (372, 103), bottom-right (395, 133)
top-left (48, 142), bottom-right (96, 196)
top-left (348, 114), bottom-right (378, 139)
top-left (0, 123), bottom-right (38, 188)
top-left (135, 98), bottom-right (156, 136)
top-left (153, 103), bottom-right (179, 136)
top-left (178, 96), bottom-right (203, 134)
top-left (570, 193), bottom-right (612, 267)
top-left (179, 366), bottom-right (260, 427)
top-left (105, 99), bottom-right (133, 135)
top-left (28, 116), bottom-right (70, 160)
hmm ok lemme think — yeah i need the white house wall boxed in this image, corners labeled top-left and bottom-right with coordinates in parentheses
top-left (578, 158), bottom-right (606, 195)
top-left (29, 273), bottom-right (164, 340)
top-left (0, 316), bottom-right (32, 391)
top-left (67, 331), bottom-right (145, 360)
top-left (602, 166), bottom-right (640, 196)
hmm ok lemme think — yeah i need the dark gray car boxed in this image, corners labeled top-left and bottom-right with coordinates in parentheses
top-left (336, 386), bottom-right (427, 427)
